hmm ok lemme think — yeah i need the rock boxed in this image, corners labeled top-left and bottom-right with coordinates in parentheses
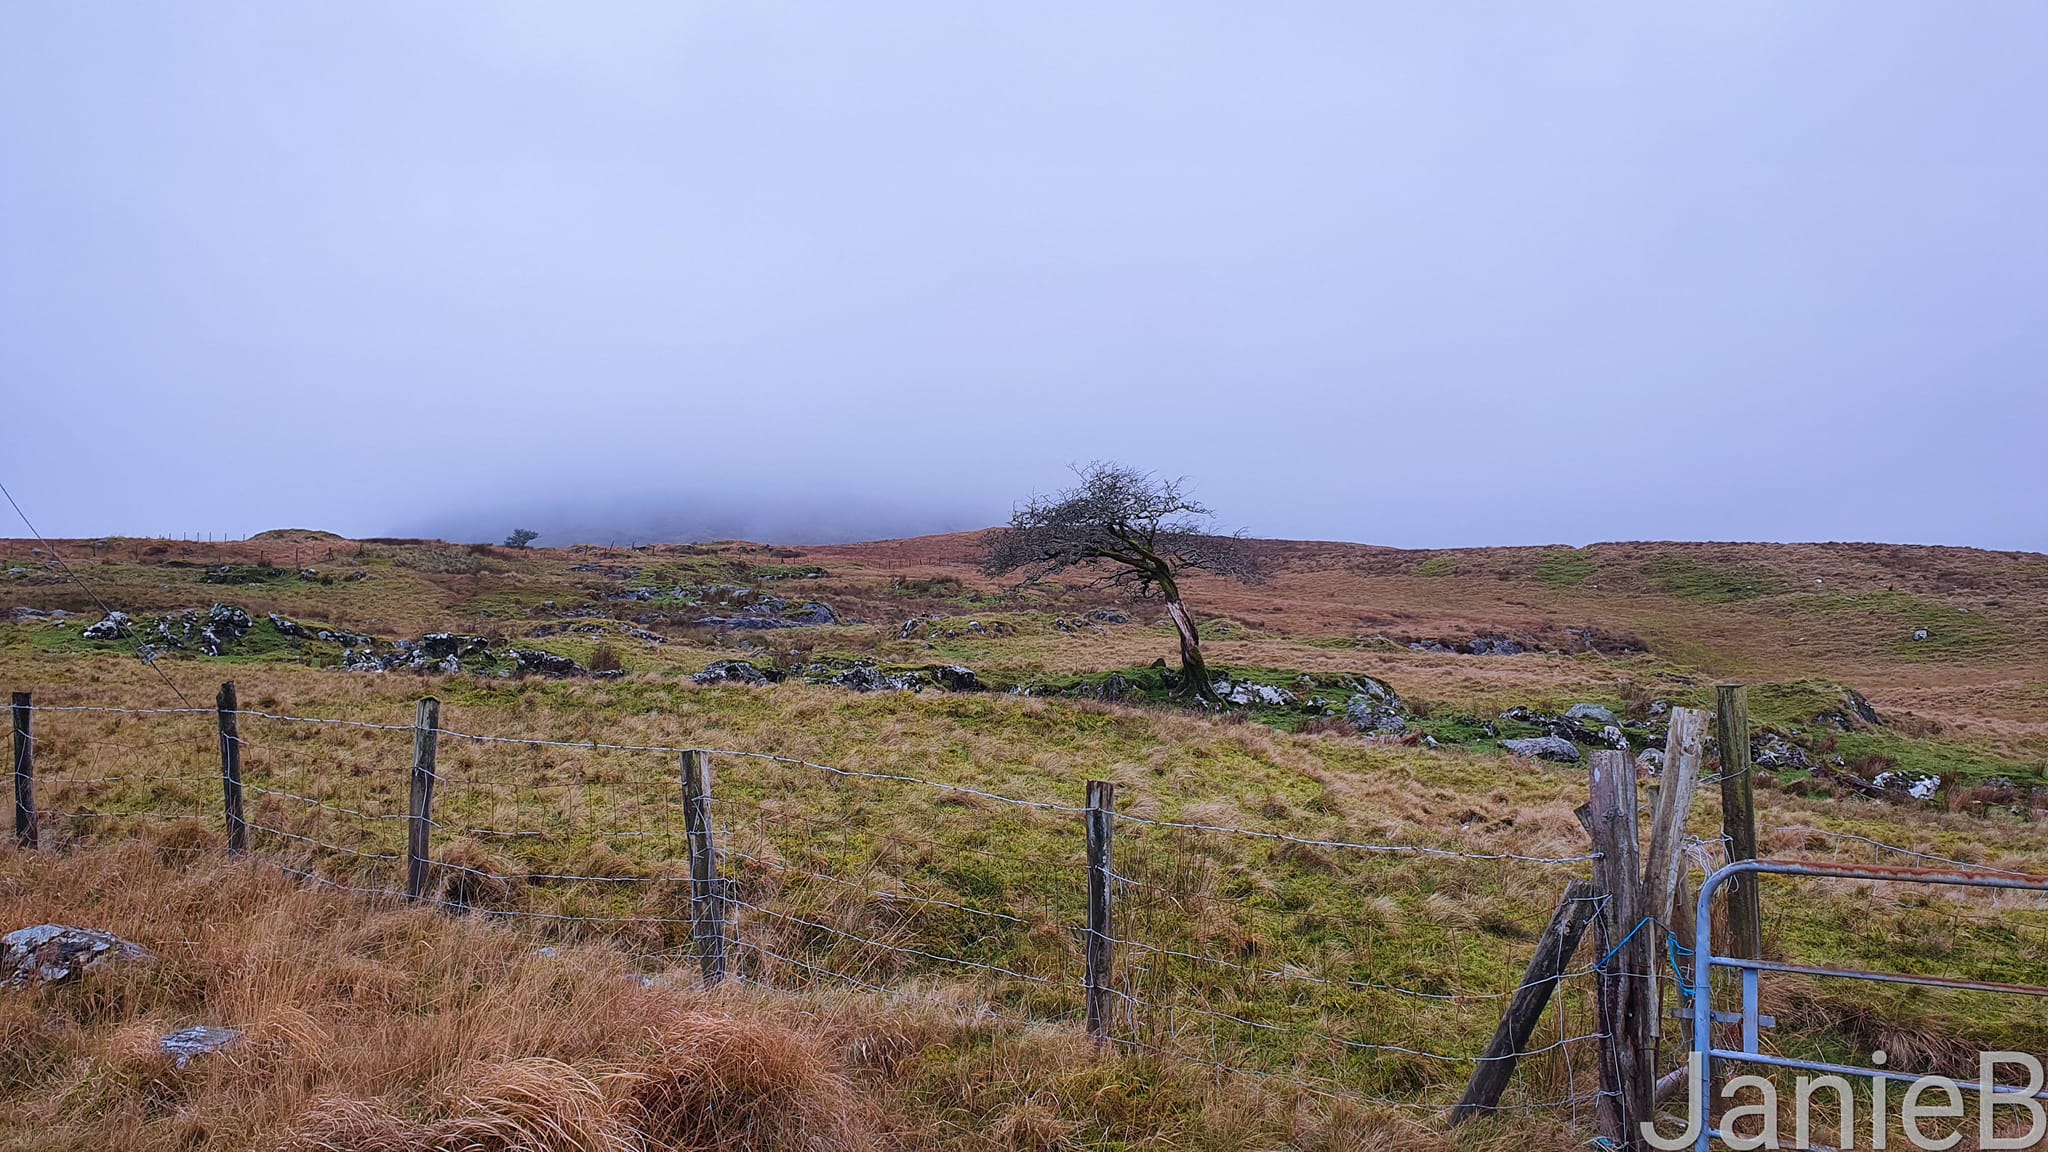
top-left (1214, 679), bottom-right (1296, 707)
top-left (8, 607), bottom-right (46, 620)
top-left (1500, 736), bottom-right (1581, 763)
top-left (1636, 748), bottom-right (1667, 773)
top-left (1751, 733), bottom-right (1810, 770)
top-left (1601, 724), bottom-right (1627, 748)
top-left (1084, 608), bottom-right (1130, 624)
top-left (3, 925), bottom-right (153, 988)
top-left (1647, 700), bottom-right (1670, 716)
top-left (268, 613), bottom-right (309, 638)
top-left (344, 570), bottom-right (369, 582)
top-left (1912, 629), bottom-right (1929, 642)
top-left (1873, 770), bottom-right (1939, 800)
top-left (417, 633), bottom-right (490, 661)
top-left (1344, 677), bottom-right (1408, 734)
top-left (160, 1025), bottom-right (243, 1068)
top-left (932, 665), bottom-right (983, 692)
top-left (1564, 703), bottom-right (1617, 725)
top-left (786, 602), bottom-right (837, 625)
top-left (81, 612), bottom-right (132, 640)
top-left (692, 660), bottom-right (770, 686)
top-left (621, 625), bottom-right (665, 645)
top-left (1466, 636), bottom-right (1525, 656)
top-left (510, 649), bottom-right (584, 677)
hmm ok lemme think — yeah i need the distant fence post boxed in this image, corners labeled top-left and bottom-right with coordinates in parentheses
top-left (1586, 749), bottom-right (1652, 1150)
top-left (1714, 684), bottom-right (1762, 960)
top-left (216, 682), bottom-right (247, 856)
top-left (1450, 878), bottom-right (1599, 1125)
top-left (11, 692), bottom-right (32, 849)
top-left (681, 749), bottom-right (728, 986)
top-left (1084, 779), bottom-right (1116, 1039)
top-left (405, 697), bottom-right (441, 901)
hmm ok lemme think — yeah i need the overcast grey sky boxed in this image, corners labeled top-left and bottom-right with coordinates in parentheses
top-left (3, 3), bottom-right (2042, 551)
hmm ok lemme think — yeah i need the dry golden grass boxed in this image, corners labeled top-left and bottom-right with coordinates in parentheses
top-left (0, 839), bottom-right (1591, 1152)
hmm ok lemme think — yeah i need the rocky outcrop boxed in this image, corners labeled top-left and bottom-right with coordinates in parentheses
top-left (3, 925), bottom-right (153, 988)
top-left (695, 598), bottom-right (841, 631)
top-left (1564, 703), bottom-right (1617, 725)
top-left (1344, 677), bottom-right (1408, 734)
top-left (1214, 678), bottom-right (1296, 707)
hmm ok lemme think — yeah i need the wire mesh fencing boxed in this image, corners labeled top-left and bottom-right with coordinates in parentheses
top-left (10, 692), bottom-right (1629, 1122)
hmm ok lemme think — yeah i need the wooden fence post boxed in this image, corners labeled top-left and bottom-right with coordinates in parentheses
top-left (1587, 748), bottom-right (1652, 1150)
top-left (1085, 779), bottom-right (1116, 1039)
top-left (1640, 706), bottom-right (1707, 1047)
top-left (405, 697), bottom-right (440, 901)
top-left (1714, 684), bottom-right (1762, 960)
top-left (216, 682), bottom-right (247, 856)
top-left (1450, 878), bottom-right (1600, 1125)
top-left (11, 692), bottom-right (32, 849)
top-left (681, 749), bottom-right (727, 986)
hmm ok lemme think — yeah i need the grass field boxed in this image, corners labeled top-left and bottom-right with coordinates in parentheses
top-left (3, 530), bottom-right (2047, 1149)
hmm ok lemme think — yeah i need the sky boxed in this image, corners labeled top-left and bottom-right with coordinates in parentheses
top-left (2, 3), bottom-right (2043, 552)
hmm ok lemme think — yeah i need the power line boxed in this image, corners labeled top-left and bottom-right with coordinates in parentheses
top-left (0, 478), bottom-right (196, 708)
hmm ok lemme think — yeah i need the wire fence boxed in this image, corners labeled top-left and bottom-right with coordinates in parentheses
top-left (48, 694), bottom-right (2046, 1124)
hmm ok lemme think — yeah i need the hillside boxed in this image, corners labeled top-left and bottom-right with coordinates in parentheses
top-left (2, 530), bottom-right (2045, 1150)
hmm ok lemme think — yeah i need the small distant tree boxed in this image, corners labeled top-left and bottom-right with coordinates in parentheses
top-left (503, 529), bottom-right (539, 549)
top-left (981, 462), bottom-right (1264, 703)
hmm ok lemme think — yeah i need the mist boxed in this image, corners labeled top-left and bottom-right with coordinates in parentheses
top-left (4, 4), bottom-right (2044, 552)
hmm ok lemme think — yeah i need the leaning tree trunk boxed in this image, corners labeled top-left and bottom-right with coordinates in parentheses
top-left (1162, 595), bottom-right (1218, 703)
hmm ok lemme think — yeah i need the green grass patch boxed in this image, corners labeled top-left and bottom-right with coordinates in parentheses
top-left (1638, 554), bottom-right (1794, 603)
top-left (1533, 549), bottom-right (1596, 588)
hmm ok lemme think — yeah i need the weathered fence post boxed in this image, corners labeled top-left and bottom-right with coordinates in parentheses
top-left (1451, 878), bottom-right (1599, 1125)
top-left (216, 682), bottom-right (247, 856)
top-left (681, 749), bottom-right (727, 986)
top-left (405, 697), bottom-right (440, 901)
top-left (1640, 706), bottom-right (1707, 1046)
top-left (11, 692), bottom-right (32, 849)
top-left (1714, 684), bottom-right (1762, 960)
top-left (1587, 748), bottom-right (1652, 1150)
top-left (1084, 779), bottom-right (1116, 1039)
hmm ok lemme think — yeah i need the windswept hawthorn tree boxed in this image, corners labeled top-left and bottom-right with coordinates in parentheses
top-left (980, 463), bottom-right (1265, 703)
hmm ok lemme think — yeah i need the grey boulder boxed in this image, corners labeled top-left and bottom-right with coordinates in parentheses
top-left (3, 924), bottom-right (153, 988)
top-left (1500, 736), bottom-right (1581, 763)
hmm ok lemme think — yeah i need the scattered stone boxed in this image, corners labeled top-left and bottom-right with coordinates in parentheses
top-left (1872, 770), bottom-right (1940, 800)
top-left (1564, 703), bottom-right (1617, 725)
top-left (1500, 736), bottom-right (1581, 763)
top-left (1912, 629), bottom-right (1930, 642)
top-left (3, 925), bottom-right (154, 988)
top-left (933, 665), bottom-right (983, 692)
top-left (160, 1025), bottom-right (243, 1068)
top-left (1636, 748), bottom-right (1667, 773)
top-left (1214, 678), bottom-right (1296, 707)
top-left (1601, 724), bottom-right (1627, 748)
top-left (1647, 700), bottom-right (1670, 716)
top-left (621, 625), bottom-right (665, 644)
top-left (82, 612), bottom-right (132, 640)
top-left (343, 570), bottom-right (369, 582)
top-left (1751, 733), bottom-right (1810, 770)
top-left (1084, 608), bottom-right (1131, 624)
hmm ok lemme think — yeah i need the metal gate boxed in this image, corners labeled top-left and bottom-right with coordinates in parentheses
top-left (1686, 857), bottom-right (2048, 1151)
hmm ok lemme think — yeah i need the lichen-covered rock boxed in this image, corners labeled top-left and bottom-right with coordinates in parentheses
top-left (3, 924), bottom-right (153, 988)
top-left (160, 1025), bottom-right (243, 1068)
top-left (1565, 703), bottom-right (1617, 725)
top-left (1345, 676), bottom-right (1408, 734)
top-left (1500, 736), bottom-right (1581, 763)
top-left (82, 612), bottom-right (132, 640)
top-left (933, 665), bottom-right (983, 692)
top-left (1215, 679), bottom-right (1296, 707)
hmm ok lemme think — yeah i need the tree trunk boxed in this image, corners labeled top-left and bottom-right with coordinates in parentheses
top-left (1163, 596), bottom-right (1217, 702)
